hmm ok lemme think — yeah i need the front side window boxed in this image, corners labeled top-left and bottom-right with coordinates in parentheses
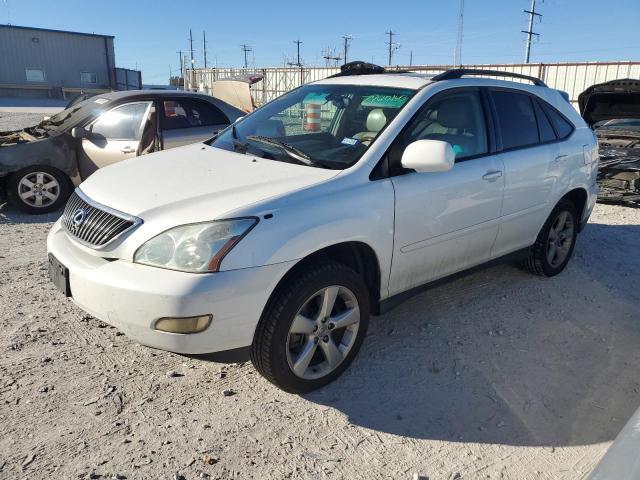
top-left (162, 99), bottom-right (229, 130)
top-left (394, 89), bottom-right (488, 162)
top-left (91, 102), bottom-right (151, 140)
top-left (25, 69), bottom-right (45, 82)
top-left (209, 84), bottom-right (415, 169)
top-left (491, 90), bottom-right (539, 150)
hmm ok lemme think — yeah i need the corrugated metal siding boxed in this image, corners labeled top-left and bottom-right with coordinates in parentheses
top-left (188, 62), bottom-right (640, 110)
top-left (0, 26), bottom-right (115, 90)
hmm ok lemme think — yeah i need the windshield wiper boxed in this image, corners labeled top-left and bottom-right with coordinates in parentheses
top-left (245, 135), bottom-right (329, 168)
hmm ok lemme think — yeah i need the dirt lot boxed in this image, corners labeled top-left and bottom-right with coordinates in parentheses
top-left (1, 113), bottom-right (640, 480)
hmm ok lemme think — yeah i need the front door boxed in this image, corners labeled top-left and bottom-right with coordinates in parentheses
top-left (78, 101), bottom-right (153, 179)
top-left (388, 89), bottom-right (505, 296)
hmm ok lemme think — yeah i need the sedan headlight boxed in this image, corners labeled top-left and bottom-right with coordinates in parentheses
top-left (134, 218), bottom-right (257, 273)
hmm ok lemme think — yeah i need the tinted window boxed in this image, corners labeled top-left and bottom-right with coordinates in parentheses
top-left (492, 91), bottom-right (538, 149)
top-left (533, 99), bottom-right (556, 143)
top-left (92, 102), bottom-right (151, 140)
top-left (542, 103), bottom-right (573, 139)
top-left (163, 99), bottom-right (228, 130)
top-left (400, 90), bottom-right (488, 160)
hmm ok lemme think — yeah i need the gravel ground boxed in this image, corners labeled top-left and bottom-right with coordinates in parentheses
top-left (1, 112), bottom-right (640, 479)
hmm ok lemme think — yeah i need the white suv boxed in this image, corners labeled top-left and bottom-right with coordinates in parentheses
top-left (47, 63), bottom-right (599, 393)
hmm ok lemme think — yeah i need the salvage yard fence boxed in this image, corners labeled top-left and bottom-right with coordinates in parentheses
top-left (186, 61), bottom-right (640, 111)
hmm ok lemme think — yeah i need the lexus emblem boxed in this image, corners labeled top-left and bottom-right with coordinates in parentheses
top-left (70, 208), bottom-right (87, 232)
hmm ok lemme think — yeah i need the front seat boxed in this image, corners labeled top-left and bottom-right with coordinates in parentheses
top-left (424, 97), bottom-right (480, 157)
top-left (354, 108), bottom-right (387, 145)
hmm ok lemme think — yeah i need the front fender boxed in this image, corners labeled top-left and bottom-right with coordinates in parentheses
top-left (0, 134), bottom-right (77, 178)
top-left (222, 178), bottom-right (396, 296)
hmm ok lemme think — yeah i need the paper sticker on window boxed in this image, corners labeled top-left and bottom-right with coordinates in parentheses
top-left (341, 137), bottom-right (360, 146)
top-left (361, 94), bottom-right (409, 108)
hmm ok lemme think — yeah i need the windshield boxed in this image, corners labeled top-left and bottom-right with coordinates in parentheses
top-left (208, 84), bottom-right (415, 169)
top-left (42, 96), bottom-right (114, 132)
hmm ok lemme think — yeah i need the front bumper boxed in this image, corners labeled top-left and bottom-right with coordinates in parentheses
top-left (47, 221), bottom-right (295, 354)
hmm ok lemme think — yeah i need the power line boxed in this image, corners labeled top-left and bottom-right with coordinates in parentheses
top-left (341, 34), bottom-right (352, 65)
top-left (385, 30), bottom-right (400, 66)
top-left (454, 0), bottom-right (465, 65)
top-left (240, 44), bottom-right (252, 69)
top-left (321, 46), bottom-right (341, 67)
top-left (522, 0), bottom-right (542, 63)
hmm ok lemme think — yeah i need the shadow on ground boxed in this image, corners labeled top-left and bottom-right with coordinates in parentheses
top-left (0, 201), bottom-right (62, 225)
top-left (305, 223), bottom-right (640, 447)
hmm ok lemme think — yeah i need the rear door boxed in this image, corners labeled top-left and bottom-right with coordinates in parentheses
top-left (388, 88), bottom-right (505, 295)
top-left (78, 101), bottom-right (152, 179)
top-left (160, 97), bottom-right (231, 149)
top-left (489, 89), bottom-right (570, 257)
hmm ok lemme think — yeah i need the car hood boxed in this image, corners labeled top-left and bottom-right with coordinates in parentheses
top-left (79, 143), bottom-right (340, 220)
top-left (578, 79), bottom-right (640, 127)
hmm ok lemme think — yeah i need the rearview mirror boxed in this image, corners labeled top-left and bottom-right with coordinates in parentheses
top-left (71, 126), bottom-right (90, 139)
top-left (401, 139), bottom-right (455, 173)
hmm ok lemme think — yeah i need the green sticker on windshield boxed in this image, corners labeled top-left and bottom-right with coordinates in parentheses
top-left (361, 94), bottom-right (409, 108)
top-left (303, 92), bottom-right (328, 103)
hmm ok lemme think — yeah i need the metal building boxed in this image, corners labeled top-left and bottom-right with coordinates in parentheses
top-left (0, 24), bottom-right (141, 99)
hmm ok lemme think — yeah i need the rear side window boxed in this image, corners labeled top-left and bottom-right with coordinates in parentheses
top-left (533, 99), bottom-right (557, 143)
top-left (541, 103), bottom-right (574, 139)
top-left (162, 99), bottom-right (229, 130)
top-left (491, 90), bottom-right (539, 150)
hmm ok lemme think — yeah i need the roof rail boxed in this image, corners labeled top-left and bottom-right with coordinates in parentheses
top-left (431, 69), bottom-right (547, 87)
top-left (329, 61), bottom-right (386, 77)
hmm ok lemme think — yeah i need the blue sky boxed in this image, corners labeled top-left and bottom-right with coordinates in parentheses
top-left (2, 0), bottom-right (639, 84)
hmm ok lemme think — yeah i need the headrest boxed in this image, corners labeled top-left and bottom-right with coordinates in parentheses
top-left (366, 108), bottom-right (387, 132)
top-left (437, 97), bottom-right (473, 129)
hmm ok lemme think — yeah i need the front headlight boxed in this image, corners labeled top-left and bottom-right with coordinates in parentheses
top-left (134, 218), bottom-right (257, 273)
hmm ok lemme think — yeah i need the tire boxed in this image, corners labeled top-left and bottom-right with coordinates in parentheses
top-left (7, 165), bottom-right (71, 214)
top-left (251, 261), bottom-right (370, 394)
top-left (524, 198), bottom-right (578, 277)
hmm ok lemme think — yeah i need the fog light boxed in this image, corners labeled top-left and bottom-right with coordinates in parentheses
top-left (154, 314), bottom-right (212, 334)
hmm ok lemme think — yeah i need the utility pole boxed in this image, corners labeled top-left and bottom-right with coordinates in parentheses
top-left (177, 50), bottom-right (183, 89)
top-left (522, 0), bottom-right (541, 63)
top-left (241, 44), bottom-right (252, 69)
top-left (321, 47), bottom-right (341, 67)
top-left (189, 29), bottom-right (195, 68)
top-left (409, 50), bottom-right (413, 66)
top-left (287, 40), bottom-right (303, 67)
top-left (202, 30), bottom-right (208, 69)
top-left (454, 0), bottom-right (465, 66)
top-left (341, 34), bottom-right (352, 65)
top-left (385, 30), bottom-right (400, 66)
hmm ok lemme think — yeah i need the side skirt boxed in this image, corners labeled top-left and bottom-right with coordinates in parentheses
top-left (377, 247), bottom-right (531, 315)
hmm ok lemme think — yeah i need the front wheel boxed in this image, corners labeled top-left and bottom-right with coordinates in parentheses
top-left (7, 166), bottom-right (71, 214)
top-left (524, 198), bottom-right (578, 276)
top-left (251, 262), bottom-right (370, 393)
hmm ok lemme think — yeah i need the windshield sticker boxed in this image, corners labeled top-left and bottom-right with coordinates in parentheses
top-left (303, 92), bottom-right (328, 104)
top-left (341, 137), bottom-right (360, 146)
top-left (93, 98), bottom-right (109, 104)
top-left (361, 94), bottom-right (409, 108)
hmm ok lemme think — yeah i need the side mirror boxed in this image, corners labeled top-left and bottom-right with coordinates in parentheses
top-left (71, 126), bottom-right (90, 139)
top-left (401, 139), bottom-right (455, 173)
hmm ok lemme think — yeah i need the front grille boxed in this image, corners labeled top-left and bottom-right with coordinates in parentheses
top-left (62, 191), bottom-right (141, 248)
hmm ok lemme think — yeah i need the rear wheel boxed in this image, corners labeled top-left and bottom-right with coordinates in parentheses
top-left (7, 166), bottom-right (71, 214)
top-left (524, 199), bottom-right (578, 276)
top-left (251, 262), bottom-right (370, 393)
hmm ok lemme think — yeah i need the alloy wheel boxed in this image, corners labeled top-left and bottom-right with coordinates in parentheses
top-left (286, 285), bottom-right (361, 380)
top-left (17, 171), bottom-right (60, 208)
top-left (546, 210), bottom-right (575, 268)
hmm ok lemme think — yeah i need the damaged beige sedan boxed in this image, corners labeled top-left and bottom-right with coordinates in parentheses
top-left (0, 90), bottom-right (244, 213)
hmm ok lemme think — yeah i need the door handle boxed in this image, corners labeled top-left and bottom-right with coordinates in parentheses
top-left (554, 154), bottom-right (568, 163)
top-left (121, 146), bottom-right (135, 154)
top-left (482, 170), bottom-right (503, 181)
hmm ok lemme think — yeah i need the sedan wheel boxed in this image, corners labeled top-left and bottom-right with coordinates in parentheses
top-left (18, 171), bottom-right (60, 209)
top-left (286, 286), bottom-right (360, 380)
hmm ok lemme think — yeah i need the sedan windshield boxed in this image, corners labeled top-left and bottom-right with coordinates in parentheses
top-left (208, 84), bottom-right (415, 169)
